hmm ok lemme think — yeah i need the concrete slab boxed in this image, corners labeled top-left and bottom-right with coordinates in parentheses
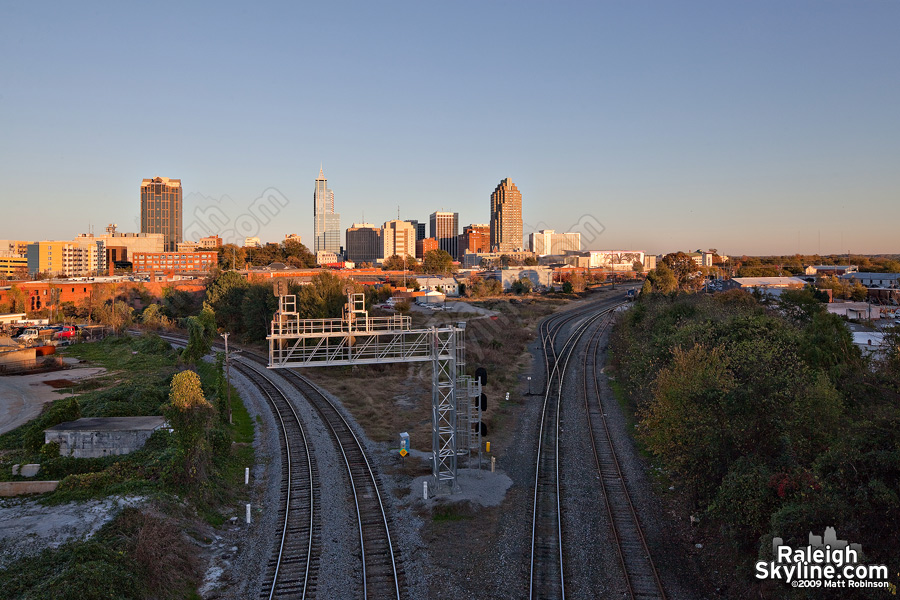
top-left (20, 464), bottom-right (39, 478)
top-left (0, 367), bottom-right (105, 435)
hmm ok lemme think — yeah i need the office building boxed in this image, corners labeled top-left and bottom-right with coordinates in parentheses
top-left (132, 251), bottom-right (218, 274)
top-left (490, 178), bottom-right (523, 252)
top-left (76, 225), bottom-right (165, 272)
top-left (430, 211), bottom-right (459, 260)
top-left (0, 240), bottom-right (32, 256)
top-left (530, 230), bottom-right (581, 256)
top-left (140, 177), bottom-right (183, 252)
top-left (314, 167), bottom-right (341, 255)
top-left (383, 220), bottom-right (416, 261)
top-left (346, 223), bottom-right (383, 264)
top-left (27, 239), bottom-right (106, 277)
top-left (416, 237), bottom-right (439, 259)
top-left (0, 252), bottom-right (28, 278)
top-left (458, 224), bottom-right (490, 257)
top-left (406, 220), bottom-right (426, 241)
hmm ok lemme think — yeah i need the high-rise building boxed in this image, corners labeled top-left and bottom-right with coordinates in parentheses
top-left (406, 220), bottom-right (426, 241)
top-left (314, 167), bottom-right (341, 256)
top-left (490, 178), bottom-right (523, 253)
top-left (141, 177), bottom-right (183, 252)
top-left (383, 220), bottom-right (416, 261)
top-left (430, 211), bottom-right (459, 260)
top-left (530, 230), bottom-right (581, 256)
top-left (346, 223), bottom-right (383, 264)
top-left (27, 239), bottom-right (106, 277)
top-left (458, 224), bottom-right (491, 257)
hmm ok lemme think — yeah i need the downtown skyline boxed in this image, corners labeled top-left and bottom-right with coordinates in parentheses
top-left (1, 2), bottom-right (899, 256)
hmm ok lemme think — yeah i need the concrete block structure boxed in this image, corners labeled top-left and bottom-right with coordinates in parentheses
top-left (45, 416), bottom-right (166, 458)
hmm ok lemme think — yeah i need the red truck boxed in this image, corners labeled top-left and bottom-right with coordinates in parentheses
top-left (54, 326), bottom-right (79, 341)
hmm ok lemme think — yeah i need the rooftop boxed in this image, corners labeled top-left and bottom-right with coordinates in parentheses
top-left (45, 416), bottom-right (166, 432)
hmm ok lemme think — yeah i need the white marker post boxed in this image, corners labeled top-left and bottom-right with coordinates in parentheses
top-left (491, 456), bottom-right (496, 473)
top-left (245, 503), bottom-right (251, 524)
top-left (423, 481), bottom-right (428, 500)
top-left (245, 467), bottom-right (249, 485)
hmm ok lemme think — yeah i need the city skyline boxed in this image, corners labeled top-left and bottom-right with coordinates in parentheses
top-left (1, 3), bottom-right (899, 255)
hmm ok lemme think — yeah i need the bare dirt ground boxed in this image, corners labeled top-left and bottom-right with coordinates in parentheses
top-left (0, 366), bottom-right (106, 435)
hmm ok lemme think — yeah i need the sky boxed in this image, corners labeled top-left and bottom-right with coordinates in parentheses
top-left (1, 1), bottom-right (898, 256)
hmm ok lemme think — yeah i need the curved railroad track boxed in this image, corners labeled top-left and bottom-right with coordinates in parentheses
top-left (233, 360), bottom-right (320, 600)
top-left (156, 332), bottom-right (404, 600)
top-left (582, 317), bottom-right (666, 600)
top-left (529, 298), bottom-right (624, 599)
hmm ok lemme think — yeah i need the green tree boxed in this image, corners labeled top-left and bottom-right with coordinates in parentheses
top-left (422, 249), bottom-right (455, 274)
top-left (205, 270), bottom-right (250, 333)
top-left (165, 371), bottom-right (215, 486)
top-left (523, 256), bottom-right (539, 266)
top-left (382, 254), bottom-right (418, 271)
top-left (645, 262), bottom-right (678, 294)
top-left (510, 277), bottom-right (533, 295)
top-left (182, 306), bottom-right (217, 363)
top-left (240, 283), bottom-right (278, 343)
top-left (633, 261), bottom-right (644, 274)
top-left (296, 271), bottom-right (356, 318)
top-left (140, 303), bottom-right (172, 330)
top-left (282, 239), bottom-right (316, 268)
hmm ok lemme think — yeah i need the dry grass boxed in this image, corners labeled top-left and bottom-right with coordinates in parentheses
top-left (304, 298), bottom-right (564, 455)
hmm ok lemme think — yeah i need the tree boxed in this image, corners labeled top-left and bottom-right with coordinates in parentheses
top-left (282, 239), bottom-right (316, 268)
top-left (645, 262), bottom-right (678, 294)
top-left (633, 261), bottom-right (644, 274)
top-left (510, 277), bottom-right (533, 295)
top-left (240, 283), bottom-right (278, 343)
top-left (205, 270), bottom-right (250, 333)
top-left (96, 300), bottom-right (134, 334)
top-left (295, 271), bottom-right (357, 318)
top-left (182, 306), bottom-right (217, 363)
top-left (140, 303), bottom-right (172, 330)
top-left (382, 254), bottom-right (418, 272)
top-left (423, 249), bottom-right (455, 275)
top-left (849, 282), bottom-right (868, 302)
top-left (523, 256), bottom-right (539, 266)
top-left (165, 371), bottom-right (215, 486)
top-left (661, 252), bottom-right (704, 291)
top-left (6, 284), bottom-right (25, 313)
top-left (218, 244), bottom-right (246, 270)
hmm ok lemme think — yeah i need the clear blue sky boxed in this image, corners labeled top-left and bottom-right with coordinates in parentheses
top-left (2, 1), bottom-right (898, 256)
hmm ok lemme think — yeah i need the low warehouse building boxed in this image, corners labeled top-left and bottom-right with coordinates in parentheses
top-left (44, 416), bottom-right (166, 458)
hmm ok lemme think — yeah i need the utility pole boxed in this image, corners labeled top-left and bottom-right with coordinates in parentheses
top-left (221, 332), bottom-right (232, 424)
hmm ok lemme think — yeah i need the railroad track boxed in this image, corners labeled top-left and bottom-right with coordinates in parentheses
top-left (154, 332), bottom-right (404, 599)
top-left (234, 360), bottom-right (320, 600)
top-left (582, 318), bottom-right (666, 600)
top-left (529, 298), bottom-right (624, 599)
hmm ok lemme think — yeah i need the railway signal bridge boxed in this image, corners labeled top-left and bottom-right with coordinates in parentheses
top-left (268, 293), bottom-right (483, 492)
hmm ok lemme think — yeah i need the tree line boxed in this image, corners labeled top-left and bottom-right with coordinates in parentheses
top-left (611, 289), bottom-right (899, 595)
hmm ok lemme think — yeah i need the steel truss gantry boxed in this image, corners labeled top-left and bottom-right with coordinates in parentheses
top-left (268, 293), bottom-right (481, 493)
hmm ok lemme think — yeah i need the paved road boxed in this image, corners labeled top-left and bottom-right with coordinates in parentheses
top-left (0, 368), bottom-right (104, 435)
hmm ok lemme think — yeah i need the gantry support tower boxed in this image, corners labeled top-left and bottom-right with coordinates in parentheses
top-left (268, 293), bottom-right (480, 493)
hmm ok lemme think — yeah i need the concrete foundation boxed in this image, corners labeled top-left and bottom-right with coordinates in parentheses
top-left (0, 481), bottom-right (59, 497)
top-left (44, 416), bottom-right (166, 458)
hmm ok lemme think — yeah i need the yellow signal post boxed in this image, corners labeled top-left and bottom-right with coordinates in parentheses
top-left (486, 441), bottom-right (490, 453)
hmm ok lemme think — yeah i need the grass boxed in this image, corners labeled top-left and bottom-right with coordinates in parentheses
top-left (0, 333), bottom-right (257, 597)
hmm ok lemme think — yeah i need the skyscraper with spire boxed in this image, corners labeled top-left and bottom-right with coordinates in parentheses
top-left (314, 167), bottom-right (341, 255)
